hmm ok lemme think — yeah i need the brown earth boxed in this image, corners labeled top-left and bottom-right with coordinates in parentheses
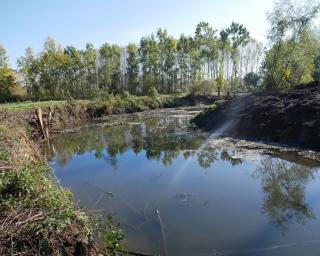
top-left (193, 81), bottom-right (320, 151)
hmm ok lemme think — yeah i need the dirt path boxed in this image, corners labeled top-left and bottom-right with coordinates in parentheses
top-left (193, 81), bottom-right (320, 151)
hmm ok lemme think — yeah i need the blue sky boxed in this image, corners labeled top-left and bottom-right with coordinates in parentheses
top-left (1, 0), bottom-right (274, 67)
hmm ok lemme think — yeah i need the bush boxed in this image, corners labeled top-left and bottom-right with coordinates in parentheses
top-left (147, 86), bottom-right (159, 98)
top-left (189, 80), bottom-right (215, 96)
top-left (120, 90), bottom-right (131, 99)
top-left (191, 100), bottom-right (225, 125)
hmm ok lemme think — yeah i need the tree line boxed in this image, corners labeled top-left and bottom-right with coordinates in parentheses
top-left (0, 0), bottom-right (319, 102)
top-left (1, 22), bottom-right (262, 101)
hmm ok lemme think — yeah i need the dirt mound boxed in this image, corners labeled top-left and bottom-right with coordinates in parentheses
top-left (167, 95), bottom-right (217, 108)
top-left (193, 81), bottom-right (320, 151)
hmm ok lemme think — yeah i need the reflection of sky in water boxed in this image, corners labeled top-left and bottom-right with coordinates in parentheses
top-left (50, 109), bottom-right (320, 256)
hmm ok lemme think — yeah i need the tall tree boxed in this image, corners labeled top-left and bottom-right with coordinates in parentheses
top-left (216, 30), bottom-right (229, 94)
top-left (139, 34), bottom-right (159, 93)
top-left (0, 45), bottom-right (17, 102)
top-left (261, 0), bottom-right (320, 89)
top-left (17, 47), bottom-right (40, 98)
top-left (126, 43), bottom-right (140, 94)
top-left (99, 43), bottom-right (121, 93)
top-left (83, 43), bottom-right (98, 96)
top-left (225, 22), bottom-right (250, 93)
top-left (177, 35), bottom-right (193, 89)
top-left (195, 21), bottom-right (218, 82)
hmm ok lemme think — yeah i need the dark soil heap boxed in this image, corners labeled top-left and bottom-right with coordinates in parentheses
top-left (193, 81), bottom-right (320, 151)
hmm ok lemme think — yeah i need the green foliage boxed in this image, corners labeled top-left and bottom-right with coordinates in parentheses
top-left (99, 43), bottom-right (121, 93)
top-left (102, 216), bottom-right (125, 255)
top-left (243, 72), bottom-right (261, 90)
top-left (312, 54), bottom-right (320, 80)
top-left (86, 94), bottom-right (175, 117)
top-left (127, 43), bottom-right (140, 94)
top-left (0, 45), bottom-right (18, 102)
top-left (120, 90), bottom-right (131, 99)
top-left (261, 0), bottom-right (320, 89)
top-left (0, 118), bottom-right (95, 255)
top-left (0, 100), bottom-right (91, 112)
top-left (147, 86), bottom-right (159, 98)
top-left (0, 164), bottom-right (74, 228)
top-left (13, 21), bottom-right (257, 101)
top-left (224, 22), bottom-right (250, 92)
top-left (189, 80), bottom-right (215, 95)
top-left (192, 100), bottom-right (224, 123)
top-left (262, 28), bottom-right (319, 89)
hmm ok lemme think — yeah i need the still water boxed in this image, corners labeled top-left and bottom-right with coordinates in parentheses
top-left (50, 108), bottom-right (320, 256)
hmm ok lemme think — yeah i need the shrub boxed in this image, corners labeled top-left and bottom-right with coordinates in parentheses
top-left (189, 80), bottom-right (215, 95)
top-left (147, 86), bottom-right (159, 98)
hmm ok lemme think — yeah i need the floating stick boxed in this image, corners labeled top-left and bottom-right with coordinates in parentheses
top-left (156, 209), bottom-right (168, 256)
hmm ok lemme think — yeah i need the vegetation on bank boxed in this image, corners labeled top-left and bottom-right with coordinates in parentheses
top-left (0, 93), bottom-right (217, 116)
top-left (0, 97), bottom-right (169, 255)
top-left (191, 100), bottom-right (225, 125)
top-left (0, 108), bottom-right (132, 255)
top-left (0, 91), bottom-right (217, 255)
top-left (0, 115), bottom-right (93, 255)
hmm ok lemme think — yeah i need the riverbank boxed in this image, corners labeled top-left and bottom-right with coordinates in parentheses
top-left (0, 93), bottom-right (216, 255)
top-left (192, 81), bottom-right (320, 151)
top-left (0, 113), bottom-right (99, 255)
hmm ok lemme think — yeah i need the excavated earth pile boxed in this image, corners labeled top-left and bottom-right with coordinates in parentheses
top-left (193, 81), bottom-right (320, 151)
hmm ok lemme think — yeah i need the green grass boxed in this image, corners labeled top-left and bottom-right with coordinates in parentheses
top-left (0, 94), bottom-right (176, 115)
top-left (0, 100), bottom-right (92, 112)
top-left (0, 92), bottom-right (214, 254)
top-left (191, 100), bottom-right (225, 125)
top-left (0, 101), bottom-right (133, 255)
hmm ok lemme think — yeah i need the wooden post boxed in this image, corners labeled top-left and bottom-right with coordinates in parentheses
top-left (36, 108), bottom-right (46, 139)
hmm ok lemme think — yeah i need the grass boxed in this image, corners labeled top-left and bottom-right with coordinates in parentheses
top-left (0, 93), bottom-right (177, 112)
top-left (0, 92), bottom-right (214, 255)
top-left (0, 113), bottom-right (124, 255)
top-left (0, 100), bottom-right (92, 112)
top-left (0, 93), bottom-right (189, 255)
top-left (87, 94), bottom-right (175, 116)
top-left (192, 100), bottom-right (225, 124)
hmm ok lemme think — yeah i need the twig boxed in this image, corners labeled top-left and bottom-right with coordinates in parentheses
top-left (18, 131), bottom-right (42, 161)
top-left (107, 247), bottom-right (156, 256)
top-left (156, 209), bottom-right (168, 256)
top-left (91, 192), bottom-right (105, 209)
top-left (0, 166), bottom-right (14, 171)
top-left (15, 212), bottom-right (44, 226)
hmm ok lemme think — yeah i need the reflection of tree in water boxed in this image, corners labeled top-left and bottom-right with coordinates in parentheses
top-left (254, 157), bottom-right (316, 231)
top-left (196, 148), bottom-right (243, 169)
top-left (50, 114), bottom-right (245, 169)
top-left (220, 150), bottom-right (243, 166)
top-left (197, 150), bottom-right (219, 169)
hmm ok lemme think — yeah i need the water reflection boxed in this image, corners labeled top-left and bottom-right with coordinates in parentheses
top-left (254, 157), bottom-right (316, 231)
top-left (50, 112), bottom-right (243, 169)
top-left (50, 109), bottom-right (320, 255)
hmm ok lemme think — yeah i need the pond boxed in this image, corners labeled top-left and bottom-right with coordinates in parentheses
top-left (49, 107), bottom-right (320, 256)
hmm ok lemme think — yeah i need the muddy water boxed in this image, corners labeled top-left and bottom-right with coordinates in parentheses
top-left (49, 107), bottom-right (320, 256)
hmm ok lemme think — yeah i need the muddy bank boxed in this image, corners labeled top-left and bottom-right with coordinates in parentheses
top-left (0, 113), bottom-right (100, 255)
top-left (0, 94), bottom-right (216, 255)
top-left (206, 137), bottom-right (320, 166)
top-left (193, 81), bottom-right (320, 151)
top-left (17, 95), bottom-right (217, 139)
top-left (165, 94), bottom-right (216, 108)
